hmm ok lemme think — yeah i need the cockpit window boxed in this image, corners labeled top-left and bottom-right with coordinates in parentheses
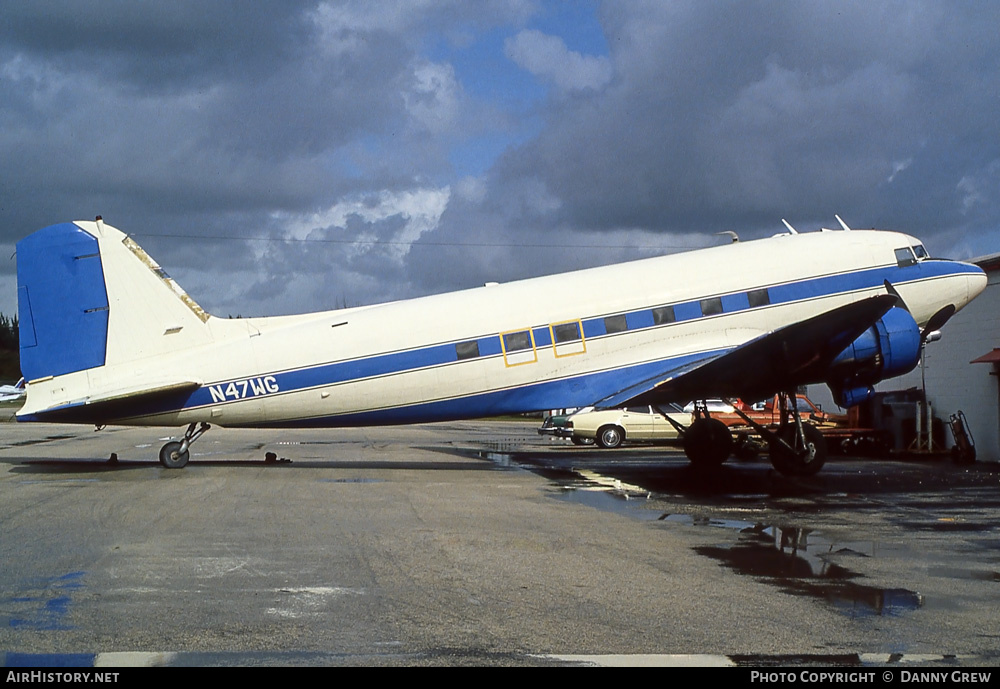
top-left (894, 247), bottom-right (917, 267)
top-left (912, 244), bottom-right (928, 260)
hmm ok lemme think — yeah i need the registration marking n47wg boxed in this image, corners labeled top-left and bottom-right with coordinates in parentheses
top-left (208, 376), bottom-right (279, 403)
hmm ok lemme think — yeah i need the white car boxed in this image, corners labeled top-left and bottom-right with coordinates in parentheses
top-left (681, 398), bottom-right (734, 414)
top-left (546, 404), bottom-right (690, 449)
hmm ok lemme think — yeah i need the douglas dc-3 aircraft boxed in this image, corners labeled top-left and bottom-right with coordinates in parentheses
top-left (14, 217), bottom-right (986, 474)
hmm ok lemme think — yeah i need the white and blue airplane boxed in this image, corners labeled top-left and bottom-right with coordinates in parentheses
top-left (0, 378), bottom-right (25, 402)
top-left (14, 217), bottom-right (986, 474)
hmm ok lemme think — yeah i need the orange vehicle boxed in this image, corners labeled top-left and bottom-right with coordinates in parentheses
top-left (703, 394), bottom-right (892, 457)
top-left (711, 394), bottom-right (848, 429)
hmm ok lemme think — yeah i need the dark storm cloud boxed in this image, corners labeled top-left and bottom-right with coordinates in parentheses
top-left (0, 2), bottom-right (410, 225)
top-left (0, 1), bottom-right (540, 316)
top-left (0, 1), bottom-right (315, 92)
top-left (3, 1), bottom-right (998, 318)
top-left (0, 1), bottom-right (457, 310)
top-left (431, 0), bottom-right (1000, 260)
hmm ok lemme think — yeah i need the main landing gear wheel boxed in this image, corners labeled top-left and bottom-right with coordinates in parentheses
top-left (158, 441), bottom-right (190, 469)
top-left (596, 425), bottom-right (625, 449)
top-left (770, 424), bottom-right (827, 476)
top-left (683, 418), bottom-right (733, 468)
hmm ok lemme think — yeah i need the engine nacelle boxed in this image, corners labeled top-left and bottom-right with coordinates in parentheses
top-left (827, 306), bottom-right (921, 407)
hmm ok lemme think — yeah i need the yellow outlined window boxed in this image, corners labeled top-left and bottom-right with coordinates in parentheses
top-left (500, 328), bottom-right (538, 367)
top-left (549, 319), bottom-right (586, 358)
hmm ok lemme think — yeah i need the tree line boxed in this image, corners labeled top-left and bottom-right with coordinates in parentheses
top-left (0, 313), bottom-right (20, 381)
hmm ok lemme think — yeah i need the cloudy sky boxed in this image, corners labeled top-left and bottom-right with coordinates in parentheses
top-left (2, 1), bottom-right (999, 318)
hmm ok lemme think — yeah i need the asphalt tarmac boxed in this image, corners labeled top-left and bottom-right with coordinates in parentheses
top-left (1, 418), bottom-right (998, 667)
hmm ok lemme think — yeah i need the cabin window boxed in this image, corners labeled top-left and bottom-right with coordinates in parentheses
top-left (503, 330), bottom-right (532, 351)
top-left (455, 340), bottom-right (480, 360)
top-left (604, 315), bottom-right (628, 334)
top-left (895, 247), bottom-right (917, 267)
top-left (501, 329), bottom-right (537, 366)
top-left (700, 297), bottom-right (723, 316)
top-left (747, 288), bottom-right (770, 307)
top-left (550, 320), bottom-right (586, 358)
top-left (552, 321), bottom-right (582, 343)
top-left (652, 306), bottom-right (675, 325)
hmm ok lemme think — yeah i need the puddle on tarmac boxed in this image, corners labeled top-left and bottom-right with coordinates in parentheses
top-left (479, 451), bottom-right (518, 468)
top-left (692, 526), bottom-right (923, 618)
top-left (548, 467), bottom-right (924, 618)
top-left (476, 445), bottom-right (539, 470)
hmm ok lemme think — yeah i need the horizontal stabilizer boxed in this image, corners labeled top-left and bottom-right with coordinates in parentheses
top-left (18, 379), bottom-right (201, 424)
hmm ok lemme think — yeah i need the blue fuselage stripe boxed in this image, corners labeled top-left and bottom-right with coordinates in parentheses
top-left (235, 350), bottom-right (723, 428)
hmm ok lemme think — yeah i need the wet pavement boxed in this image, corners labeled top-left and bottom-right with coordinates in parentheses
top-left (1, 419), bottom-right (998, 666)
top-left (482, 430), bottom-right (1000, 659)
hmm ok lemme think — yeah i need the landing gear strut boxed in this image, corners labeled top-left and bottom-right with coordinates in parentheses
top-left (159, 422), bottom-right (211, 469)
top-left (683, 401), bottom-right (732, 468)
top-left (768, 392), bottom-right (827, 476)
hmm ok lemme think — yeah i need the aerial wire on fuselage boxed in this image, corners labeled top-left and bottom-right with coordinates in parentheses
top-left (127, 232), bottom-right (712, 252)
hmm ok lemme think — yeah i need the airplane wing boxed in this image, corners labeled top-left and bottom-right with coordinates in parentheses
top-left (596, 294), bottom-right (898, 408)
top-left (18, 380), bottom-right (202, 424)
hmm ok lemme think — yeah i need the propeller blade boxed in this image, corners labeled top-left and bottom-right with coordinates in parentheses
top-left (884, 281), bottom-right (953, 341)
top-left (883, 280), bottom-right (908, 310)
top-left (922, 304), bottom-right (956, 339)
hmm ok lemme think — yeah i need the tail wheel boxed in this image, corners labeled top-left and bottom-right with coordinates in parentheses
top-left (683, 418), bottom-right (732, 467)
top-left (770, 424), bottom-right (827, 476)
top-left (157, 422), bottom-right (210, 469)
top-left (596, 425), bottom-right (625, 449)
top-left (159, 441), bottom-right (190, 469)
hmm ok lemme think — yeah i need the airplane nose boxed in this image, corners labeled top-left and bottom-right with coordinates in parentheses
top-left (967, 265), bottom-right (988, 303)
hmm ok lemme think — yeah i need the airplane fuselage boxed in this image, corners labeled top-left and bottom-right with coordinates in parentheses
top-left (15, 222), bottom-right (985, 429)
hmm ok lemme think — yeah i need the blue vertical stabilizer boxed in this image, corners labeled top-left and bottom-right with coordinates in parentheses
top-left (17, 223), bottom-right (109, 380)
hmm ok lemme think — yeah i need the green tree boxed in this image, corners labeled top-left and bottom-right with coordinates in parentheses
top-left (0, 313), bottom-right (20, 381)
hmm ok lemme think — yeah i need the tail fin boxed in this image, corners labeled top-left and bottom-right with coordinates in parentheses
top-left (17, 218), bottom-right (213, 382)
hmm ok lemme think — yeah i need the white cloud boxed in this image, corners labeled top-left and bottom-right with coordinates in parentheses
top-left (309, 0), bottom-right (431, 55)
top-left (957, 176), bottom-right (984, 214)
top-left (404, 61), bottom-right (461, 134)
top-left (279, 186), bottom-right (451, 263)
top-left (888, 158), bottom-right (913, 183)
top-left (455, 176), bottom-right (486, 203)
top-left (504, 29), bottom-right (612, 94)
